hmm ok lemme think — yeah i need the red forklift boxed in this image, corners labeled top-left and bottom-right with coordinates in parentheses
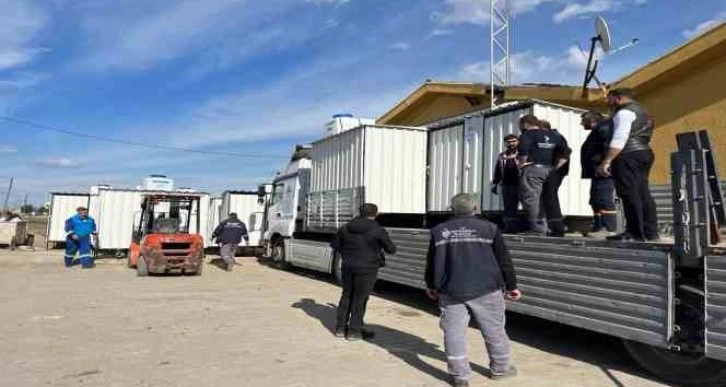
top-left (128, 192), bottom-right (205, 276)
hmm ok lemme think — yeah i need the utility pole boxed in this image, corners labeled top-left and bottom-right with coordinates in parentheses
top-left (2, 177), bottom-right (13, 212)
top-left (23, 194), bottom-right (28, 213)
top-left (490, 0), bottom-right (511, 108)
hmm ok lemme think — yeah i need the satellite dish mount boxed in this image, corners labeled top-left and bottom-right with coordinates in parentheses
top-left (582, 16), bottom-right (611, 97)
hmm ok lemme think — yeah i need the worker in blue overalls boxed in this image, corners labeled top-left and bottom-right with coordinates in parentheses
top-left (64, 206), bottom-right (97, 268)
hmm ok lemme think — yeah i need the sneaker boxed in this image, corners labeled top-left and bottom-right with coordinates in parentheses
top-left (334, 327), bottom-right (346, 338)
top-left (606, 232), bottom-right (637, 241)
top-left (491, 365), bottom-right (518, 380)
top-left (346, 331), bottom-right (363, 341)
top-left (588, 229), bottom-right (617, 238)
top-left (449, 377), bottom-right (469, 386)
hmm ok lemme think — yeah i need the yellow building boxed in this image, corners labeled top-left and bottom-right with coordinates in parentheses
top-left (377, 23), bottom-right (726, 183)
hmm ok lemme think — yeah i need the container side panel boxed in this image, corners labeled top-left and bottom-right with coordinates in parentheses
top-left (463, 115), bottom-right (485, 202)
top-left (427, 125), bottom-right (464, 211)
top-left (48, 194), bottom-right (91, 243)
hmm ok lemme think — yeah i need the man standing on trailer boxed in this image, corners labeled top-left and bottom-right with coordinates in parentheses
top-left (491, 134), bottom-right (521, 233)
top-left (331, 203), bottom-right (396, 341)
top-left (212, 213), bottom-right (249, 271)
top-left (425, 194), bottom-right (520, 386)
top-left (517, 114), bottom-right (568, 235)
top-left (581, 110), bottom-right (618, 236)
top-left (538, 119), bottom-right (571, 237)
top-left (597, 88), bottom-right (659, 241)
top-left (63, 206), bottom-right (97, 268)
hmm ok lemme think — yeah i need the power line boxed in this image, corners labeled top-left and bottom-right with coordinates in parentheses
top-left (0, 115), bottom-right (289, 160)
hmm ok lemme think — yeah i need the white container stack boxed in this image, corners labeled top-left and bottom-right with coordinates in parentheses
top-left (426, 100), bottom-right (590, 216)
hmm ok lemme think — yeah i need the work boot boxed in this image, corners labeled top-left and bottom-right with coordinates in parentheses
top-left (334, 326), bottom-right (346, 338)
top-left (606, 232), bottom-right (640, 241)
top-left (64, 257), bottom-right (73, 267)
top-left (491, 365), bottom-right (518, 380)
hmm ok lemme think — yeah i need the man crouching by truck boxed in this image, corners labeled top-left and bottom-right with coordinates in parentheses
top-left (425, 194), bottom-right (520, 386)
top-left (331, 203), bottom-right (396, 341)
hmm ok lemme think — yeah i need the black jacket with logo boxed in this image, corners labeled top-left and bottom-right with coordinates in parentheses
top-left (425, 215), bottom-right (517, 298)
top-left (330, 217), bottom-right (397, 271)
top-left (212, 218), bottom-right (249, 245)
top-left (580, 120), bottom-right (612, 179)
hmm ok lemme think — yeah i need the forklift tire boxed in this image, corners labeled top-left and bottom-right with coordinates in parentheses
top-left (333, 253), bottom-right (343, 285)
top-left (136, 256), bottom-right (149, 277)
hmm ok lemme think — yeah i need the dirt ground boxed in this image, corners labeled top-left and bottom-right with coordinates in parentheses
top-left (0, 250), bottom-right (673, 387)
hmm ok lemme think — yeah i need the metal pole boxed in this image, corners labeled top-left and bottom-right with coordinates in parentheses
top-left (2, 177), bottom-right (13, 212)
top-left (490, 0), bottom-right (495, 108)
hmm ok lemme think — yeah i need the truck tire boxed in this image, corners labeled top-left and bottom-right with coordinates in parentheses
top-left (271, 238), bottom-right (290, 270)
top-left (623, 341), bottom-right (726, 387)
top-left (136, 256), bottom-right (149, 277)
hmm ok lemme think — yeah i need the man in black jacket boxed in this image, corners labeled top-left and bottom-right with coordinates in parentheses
top-left (331, 203), bottom-right (396, 341)
top-left (425, 194), bottom-right (521, 386)
top-left (491, 134), bottom-right (520, 233)
top-left (538, 119), bottom-right (571, 237)
top-left (580, 110), bottom-right (617, 236)
top-left (212, 213), bottom-right (249, 271)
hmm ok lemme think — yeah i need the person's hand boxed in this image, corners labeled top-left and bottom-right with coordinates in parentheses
top-left (506, 289), bottom-right (522, 301)
top-left (70, 234), bottom-right (79, 241)
top-left (491, 185), bottom-right (499, 195)
top-left (426, 289), bottom-right (438, 300)
top-left (596, 162), bottom-right (611, 177)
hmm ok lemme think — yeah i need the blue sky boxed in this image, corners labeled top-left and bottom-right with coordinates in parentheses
top-left (1, 0), bottom-right (724, 206)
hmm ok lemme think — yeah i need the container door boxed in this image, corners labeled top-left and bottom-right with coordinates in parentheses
top-left (462, 115), bottom-right (484, 203)
top-left (427, 124), bottom-right (464, 212)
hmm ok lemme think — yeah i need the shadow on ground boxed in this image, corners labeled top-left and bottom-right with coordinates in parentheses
top-left (276, 260), bottom-right (671, 387)
top-left (292, 297), bottom-right (490, 384)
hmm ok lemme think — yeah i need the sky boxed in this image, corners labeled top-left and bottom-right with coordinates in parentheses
top-left (1, 0), bottom-right (724, 207)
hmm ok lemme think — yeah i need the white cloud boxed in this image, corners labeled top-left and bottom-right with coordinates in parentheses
top-left (0, 72), bottom-right (50, 91)
top-left (1, 146), bottom-right (18, 154)
top-left (460, 45), bottom-right (602, 85)
top-left (0, 0), bottom-right (48, 71)
top-left (434, 0), bottom-right (557, 26)
top-left (553, 0), bottom-right (614, 24)
top-left (682, 15), bottom-right (725, 39)
top-left (389, 42), bottom-right (411, 51)
top-left (429, 29), bottom-right (454, 38)
top-left (35, 157), bottom-right (82, 169)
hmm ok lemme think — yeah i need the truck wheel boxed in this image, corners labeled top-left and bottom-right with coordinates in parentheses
top-left (136, 256), bottom-right (149, 277)
top-left (623, 341), bottom-right (726, 387)
top-left (271, 238), bottom-right (290, 270)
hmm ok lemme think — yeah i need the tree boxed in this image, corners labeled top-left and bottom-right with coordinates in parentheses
top-left (20, 205), bottom-right (34, 214)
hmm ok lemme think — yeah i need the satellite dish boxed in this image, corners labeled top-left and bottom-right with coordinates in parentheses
top-left (595, 16), bottom-right (611, 52)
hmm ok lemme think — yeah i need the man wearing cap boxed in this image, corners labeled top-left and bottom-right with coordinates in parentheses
top-left (581, 110), bottom-right (617, 236)
top-left (212, 213), bottom-right (249, 271)
top-left (64, 206), bottom-right (97, 268)
top-left (491, 134), bottom-right (521, 233)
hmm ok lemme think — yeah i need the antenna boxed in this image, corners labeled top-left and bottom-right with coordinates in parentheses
top-left (490, 0), bottom-right (511, 108)
top-left (581, 15), bottom-right (612, 97)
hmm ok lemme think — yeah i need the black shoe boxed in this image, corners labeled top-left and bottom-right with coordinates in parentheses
top-left (606, 232), bottom-right (635, 241)
top-left (346, 331), bottom-right (362, 341)
top-left (334, 327), bottom-right (346, 338)
top-left (491, 365), bottom-right (518, 380)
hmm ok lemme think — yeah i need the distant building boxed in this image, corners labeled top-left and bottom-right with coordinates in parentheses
top-left (377, 23), bottom-right (726, 184)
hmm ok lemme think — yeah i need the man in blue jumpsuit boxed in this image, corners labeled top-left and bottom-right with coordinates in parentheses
top-left (64, 206), bottom-right (97, 268)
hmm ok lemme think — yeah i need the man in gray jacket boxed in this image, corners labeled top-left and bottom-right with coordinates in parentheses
top-left (212, 213), bottom-right (249, 271)
top-left (425, 194), bottom-right (521, 386)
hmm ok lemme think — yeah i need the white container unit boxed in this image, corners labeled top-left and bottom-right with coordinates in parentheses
top-left (310, 124), bottom-right (428, 214)
top-left (93, 189), bottom-right (211, 250)
top-left (207, 197), bottom-right (223, 243)
top-left (324, 114), bottom-right (376, 137)
top-left (220, 191), bottom-right (266, 246)
top-left (141, 175), bottom-right (174, 191)
top-left (426, 100), bottom-right (590, 216)
top-left (47, 193), bottom-right (91, 247)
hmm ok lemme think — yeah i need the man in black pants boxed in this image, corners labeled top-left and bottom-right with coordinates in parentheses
top-left (331, 203), bottom-right (396, 341)
top-left (538, 120), bottom-right (571, 237)
top-left (580, 111), bottom-right (617, 236)
top-left (491, 134), bottom-right (521, 233)
top-left (597, 88), bottom-right (659, 241)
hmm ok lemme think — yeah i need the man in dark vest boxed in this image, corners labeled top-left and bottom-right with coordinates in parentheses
top-left (425, 194), bottom-right (520, 386)
top-left (331, 203), bottom-right (396, 341)
top-left (597, 88), bottom-right (658, 241)
top-left (491, 134), bottom-right (521, 233)
top-left (580, 110), bottom-right (617, 236)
